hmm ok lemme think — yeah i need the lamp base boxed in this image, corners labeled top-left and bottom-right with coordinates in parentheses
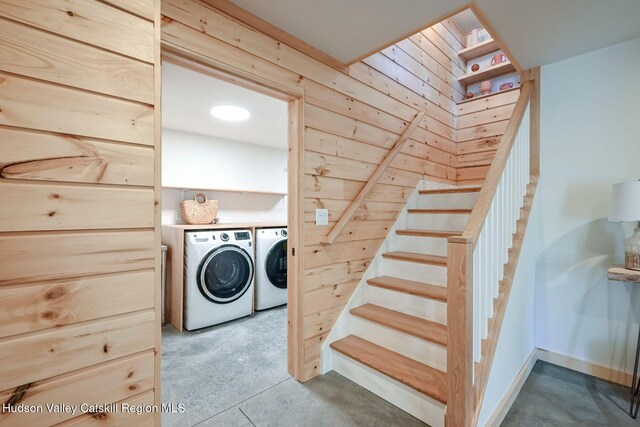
top-left (625, 227), bottom-right (640, 271)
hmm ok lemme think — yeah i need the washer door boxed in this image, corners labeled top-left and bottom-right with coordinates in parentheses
top-left (265, 239), bottom-right (287, 289)
top-left (198, 245), bottom-right (254, 304)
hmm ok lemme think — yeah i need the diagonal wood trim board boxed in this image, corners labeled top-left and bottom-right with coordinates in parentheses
top-left (320, 110), bottom-right (426, 245)
top-left (471, 176), bottom-right (539, 426)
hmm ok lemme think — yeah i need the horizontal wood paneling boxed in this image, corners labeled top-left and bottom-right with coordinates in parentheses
top-left (305, 219), bottom-right (394, 246)
top-left (304, 259), bottom-right (372, 291)
top-left (304, 239), bottom-right (384, 269)
top-left (305, 175), bottom-right (413, 203)
top-left (0, 231), bottom-right (155, 286)
top-left (0, 351), bottom-right (154, 426)
top-left (103, 0), bottom-right (155, 21)
top-left (304, 198), bottom-right (403, 222)
top-left (456, 88), bottom-right (520, 182)
top-left (0, 18), bottom-right (154, 104)
top-left (0, 127), bottom-right (154, 186)
top-left (0, 0), bottom-right (160, 423)
top-left (0, 73), bottom-right (154, 146)
top-left (0, 0), bottom-right (154, 63)
top-left (0, 270), bottom-right (154, 338)
top-left (0, 310), bottom-right (155, 391)
top-left (0, 183), bottom-right (154, 231)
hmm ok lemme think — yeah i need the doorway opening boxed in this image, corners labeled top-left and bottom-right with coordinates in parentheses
top-left (159, 55), bottom-right (301, 426)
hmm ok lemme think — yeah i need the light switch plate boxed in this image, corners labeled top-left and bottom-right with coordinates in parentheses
top-left (315, 208), bottom-right (329, 226)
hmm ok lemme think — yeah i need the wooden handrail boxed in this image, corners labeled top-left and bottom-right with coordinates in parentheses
top-left (320, 110), bottom-right (426, 245)
top-left (449, 81), bottom-right (533, 248)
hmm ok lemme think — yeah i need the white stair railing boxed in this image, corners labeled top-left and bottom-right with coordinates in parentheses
top-left (472, 103), bottom-right (530, 362)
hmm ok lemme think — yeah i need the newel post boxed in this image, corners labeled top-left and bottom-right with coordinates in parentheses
top-left (446, 238), bottom-right (474, 427)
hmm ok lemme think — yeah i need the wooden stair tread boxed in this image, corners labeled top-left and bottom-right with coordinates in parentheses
top-left (396, 229), bottom-right (461, 238)
top-left (350, 304), bottom-right (447, 346)
top-left (382, 251), bottom-right (447, 266)
top-left (330, 335), bottom-right (448, 403)
top-left (367, 275), bottom-right (447, 302)
top-left (408, 208), bottom-right (472, 214)
top-left (419, 187), bottom-right (481, 195)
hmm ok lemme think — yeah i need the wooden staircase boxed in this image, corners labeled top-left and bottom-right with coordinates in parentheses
top-left (328, 184), bottom-right (481, 426)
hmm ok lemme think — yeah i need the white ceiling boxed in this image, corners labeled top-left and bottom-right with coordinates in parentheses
top-left (162, 61), bottom-right (288, 149)
top-left (228, 0), bottom-right (640, 69)
top-left (450, 9), bottom-right (480, 34)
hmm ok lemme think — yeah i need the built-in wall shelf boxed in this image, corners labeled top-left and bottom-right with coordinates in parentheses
top-left (456, 85), bottom-right (520, 105)
top-left (458, 38), bottom-right (499, 61)
top-left (163, 186), bottom-right (287, 196)
top-left (457, 61), bottom-right (516, 86)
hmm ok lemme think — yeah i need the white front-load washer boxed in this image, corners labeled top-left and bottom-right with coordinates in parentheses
top-left (255, 227), bottom-right (288, 310)
top-left (184, 229), bottom-right (254, 330)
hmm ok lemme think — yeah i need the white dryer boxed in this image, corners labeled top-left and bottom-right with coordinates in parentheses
top-left (255, 227), bottom-right (288, 310)
top-left (184, 229), bottom-right (254, 330)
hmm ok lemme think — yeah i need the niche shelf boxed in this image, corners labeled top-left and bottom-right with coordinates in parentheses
top-left (458, 38), bottom-right (499, 61)
top-left (163, 185), bottom-right (287, 196)
top-left (457, 60), bottom-right (515, 86)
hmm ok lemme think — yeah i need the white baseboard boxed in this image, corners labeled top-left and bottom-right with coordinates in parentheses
top-left (537, 348), bottom-right (633, 387)
top-left (484, 348), bottom-right (538, 427)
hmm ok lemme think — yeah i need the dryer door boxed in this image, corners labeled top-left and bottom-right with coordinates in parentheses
top-left (265, 239), bottom-right (287, 289)
top-left (198, 245), bottom-right (254, 303)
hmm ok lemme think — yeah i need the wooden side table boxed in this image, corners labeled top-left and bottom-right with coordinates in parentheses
top-left (608, 265), bottom-right (640, 418)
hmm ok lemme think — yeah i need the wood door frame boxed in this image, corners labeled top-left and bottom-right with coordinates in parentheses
top-left (159, 45), bottom-right (306, 381)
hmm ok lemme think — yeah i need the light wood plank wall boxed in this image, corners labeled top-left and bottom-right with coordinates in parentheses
top-left (161, 0), bottom-right (465, 380)
top-left (0, 0), bottom-right (161, 425)
top-left (456, 89), bottom-right (520, 185)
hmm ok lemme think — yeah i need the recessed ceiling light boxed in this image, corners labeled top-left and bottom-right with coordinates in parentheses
top-left (210, 105), bottom-right (250, 121)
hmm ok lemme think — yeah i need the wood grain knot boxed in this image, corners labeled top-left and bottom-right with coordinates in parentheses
top-left (128, 384), bottom-right (138, 391)
top-left (90, 412), bottom-right (108, 420)
top-left (127, 371), bottom-right (134, 378)
top-left (41, 310), bottom-right (59, 320)
top-left (49, 193), bottom-right (61, 200)
top-left (44, 287), bottom-right (67, 301)
top-left (48, 211), bottom-right (56, 217)
top-left (66, 10), bottom-right (74, 17)
top-left (103, 344), bottom-right (110, 354)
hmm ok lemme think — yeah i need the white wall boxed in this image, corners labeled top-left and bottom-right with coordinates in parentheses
top-left (534, 36), bottom-right (640, 373)
top-left (480, 36), bottom-right (640, 425)
top-left (162, 128), bottom-right (287, 225)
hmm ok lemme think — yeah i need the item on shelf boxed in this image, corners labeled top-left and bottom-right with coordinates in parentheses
top-left (480, 80), bottom-right (493, 95)
top-left (466, 92), bottom-right (474, 99)
top-left (465, 33), bottom-right (473, 47)
top-left (491, 53), bottom-right (507, 66)
top-left (609, 181), bottom-right (640, 270)
top-left (500, 82), bottom-right (514, 91)
top-left (180, 193), bottom-right (218, 225)
top-left (478, 28), bottom-right (490, 43)
top-left (471, 63), bottom-right (480, 72)
top-left (470, 28), bottom-right (479, 46)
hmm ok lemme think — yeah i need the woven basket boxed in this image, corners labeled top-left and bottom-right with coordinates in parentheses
top-left (180, 193), bottom-right (218, 225)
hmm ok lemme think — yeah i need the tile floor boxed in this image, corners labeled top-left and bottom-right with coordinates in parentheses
top-left (503, 360), bottom-right (638, 426)
top-left (161, 306), bottom-right (425, 427)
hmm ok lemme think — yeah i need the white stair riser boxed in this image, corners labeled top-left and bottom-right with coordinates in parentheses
top-left (407, 213), bottom-right (469, 230)
top-left (366, 285), bottom-right (447, 324)
top-left (417, 192), bottom-right (478, 209)
top-left (351, 317), bottom-right (447, 371)
top-left (391, 235), bottom-right (448, 256)
top-left (380, 258), bottom-right (447, 285)
top-left (332, 353), bottom-right (445, 427)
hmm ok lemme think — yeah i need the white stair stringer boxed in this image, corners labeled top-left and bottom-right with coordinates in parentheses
top-left (321, 179), bottom-right (468, 426)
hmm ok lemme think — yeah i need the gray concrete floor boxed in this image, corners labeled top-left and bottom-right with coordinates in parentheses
top-left (503, 360), bottom-right (639, 426)
top-left (161, 306), bottom-right (425, 427)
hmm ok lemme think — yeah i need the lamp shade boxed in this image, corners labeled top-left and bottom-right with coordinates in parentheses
top-left (609, 181), bottom-right (640, 222)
